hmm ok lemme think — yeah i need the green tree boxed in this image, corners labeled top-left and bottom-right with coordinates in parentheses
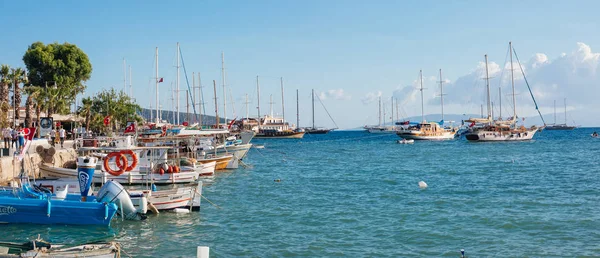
top-left (9, 67), bottom-right (27, 122)
top-left (0, 65), bottom-right (10, 106)
top-left (77, 97), bottom-right (93, 132)
top-left (88, 88), bottom-right (141, 134)
top-left (22, 41), bottom-right (92, 119)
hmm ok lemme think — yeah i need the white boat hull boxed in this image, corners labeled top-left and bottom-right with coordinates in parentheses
top-left (367, 128), bottom-right (397, 134)
top-left (396, 131), bottom-right (456, 140)
top-left (39, 165), bottom-right (202, 185)
top-left (465, 128), bottom-right (538, 141)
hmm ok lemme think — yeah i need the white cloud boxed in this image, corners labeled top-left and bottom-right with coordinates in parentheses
top-left (361, 91), bottom-right (382, 105)
top-left (429, 42), bottom-right (600, 124)
top-left (326, 89), bottom-right (351, 100)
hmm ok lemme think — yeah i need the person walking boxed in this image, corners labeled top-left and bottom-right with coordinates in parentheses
top-left (59, 127), bottom-right (66, 148)
top-left (50, 128), bottom-right (56, 147)
top-left (17, 128), bottom-right (24, 152)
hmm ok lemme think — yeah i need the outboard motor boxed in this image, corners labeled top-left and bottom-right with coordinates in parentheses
top-left (96, 181), bottom-right (147, 220)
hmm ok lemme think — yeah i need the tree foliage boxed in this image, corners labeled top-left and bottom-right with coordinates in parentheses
top-left (22, 41), bottom-right (92, 117)
top-left (79, 88), bottom-right (142, 134)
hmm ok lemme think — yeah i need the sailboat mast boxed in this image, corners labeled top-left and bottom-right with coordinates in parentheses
top-left (391, 96), bottom-right (394, 125)
top-left (222, 52), bottom-right (227, 124)
top-left (395, 98), bottom-right (399, 122)
top-left (213, 80), bottom-right (219, 128)
top-left (198, 72), bottom-right (204, 126)
top-left (296, 89), bottom-right (300, 129)
top-left (312, 89), bottom-right (315, 129)
top-left (280, 77), bottom-right (285, 123)
top-left (129, 65), bottom-right (132, 101)
top-left (509, 41), bottom-right (516, 120)
top-left (439, 69), bottom-right (444, 121)
top-left (564, 98), bottom-right (567, 125)
top-left (485, 54), bottom-right (491, 120)
top-left (554, 100), bottom-right (557, 124)
top-left (499, 87), bottom-right (502, 120)
top-left (269, 94), bottom-right (273, 117)
top-left (155, 47), bottom-right (159, 123)
top-left (245, 93), bottom-right (249, 123)
top-left (256, 76), bottom-right (261, 128)
top-left (420, 70), bottom-right (424, 123)
top-left (378, 96), bottom-right (382, 126)
top-left (176, 42), bottom-right (180, 125)
top-left (192, 72), bottom-right (196, 123)
top-left (123, 58), bottom-right (127, 94)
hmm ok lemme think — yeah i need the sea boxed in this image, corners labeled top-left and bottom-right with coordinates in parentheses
top-left (2, 129), bottom-right (600, 257)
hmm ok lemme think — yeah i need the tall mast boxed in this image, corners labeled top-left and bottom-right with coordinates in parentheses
top-left (296, 89), bottom-right (300, 129)
top-left (439, 69), bottom-right (444, 121)
top-left (554, 99), bottom-right (557, 124)
top-left (221, 52), bottom-right (227, 124)
top-left (269, 94), bottom-right (274, 117)
top-left (155, 47), bottom-right (159, 123)
top-left (564, 98), bottom-right (567, 125)
top-left (176, 42), bottom-right (180, 125)
top-left (383, 99), bottom-right (386, 126)
top-left (213, 80), bottom-right (218, 128)
top-left (509, 41), bottom-right (516, 120)
top-left (378, 96), bottom-right (382, 126)
top-left (499, 87), bottom-right (502, 120)
top-left (391, 96), bottom-right (394, 125)
top-left (123, 58), bottom-right (127, 94)
top-left (484, 54), bottom-right (491, 121)
top-left (186, 90), bottom-right (189, 123)
top-left (395, 98), bottom-right (399, 122)
top-left (312, 89), bottom-right (315, 129)
top-left (280, 77), bottom-right (285, 122)
top-left (198, 72), bottom-right (204, 127)
top-left (245, 93), bottom-right (249, 122)
top-left (256, 76), bottom-right (261, 128)
top-left (192, 72), bottom-right (196, 123)
top-left (129, 65), bottom-right (132, 102)
top-left (420, 70), bottom-right (425, 123)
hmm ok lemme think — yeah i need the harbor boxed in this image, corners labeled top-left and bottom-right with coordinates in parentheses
top-left (1, 1), bottom-right (600, 257)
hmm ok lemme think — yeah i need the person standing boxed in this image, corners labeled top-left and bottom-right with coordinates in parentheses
top-left (17, 128), bottom-right (24, 151)
top-left (11, 128), bottom-right (17, 149)
top-left (2, 127), bottom-right (10, 149)
top-left (59, 127), bottom-right (66, 148)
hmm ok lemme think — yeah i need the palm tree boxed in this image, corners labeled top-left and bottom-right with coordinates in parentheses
top-left (0, 65), bottom-right (10, 111)
top-left (78, 97), bottom-right (93, 131)
top-left (9, 68), bottom-right (26, 123)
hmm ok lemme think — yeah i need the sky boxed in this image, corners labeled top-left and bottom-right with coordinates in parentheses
top-left (0, 0), bottom-right (599, 128)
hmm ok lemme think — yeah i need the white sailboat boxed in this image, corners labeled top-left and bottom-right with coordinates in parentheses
top-left (396, 70), bottom-right (456, 140)
top-left (465, 42), bottom-right (540, 141)
top-left (367, 97), bottom-right (396, 134)
top-left (545, 98), bottom-right (577, 130)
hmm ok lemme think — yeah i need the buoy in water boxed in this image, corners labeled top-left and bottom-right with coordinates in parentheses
top-left (170, 208), bottom-right (190, 213)
top-left (274, 179), bottom-right (281, 182)
top-left (418, 181), bottom-right (428, 189)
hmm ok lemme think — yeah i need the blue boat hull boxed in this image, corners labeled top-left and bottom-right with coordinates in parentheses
top-left (0, 197), bottom-right (118, 226)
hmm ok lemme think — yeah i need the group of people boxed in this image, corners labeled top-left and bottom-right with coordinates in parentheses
top-left (2, 126), bottom-right (25, 151)
top-left (48, 127), bottom-right (67, 148)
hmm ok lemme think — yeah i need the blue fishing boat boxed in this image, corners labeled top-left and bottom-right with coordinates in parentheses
top-left (0, 157), bottom-right (119, 226)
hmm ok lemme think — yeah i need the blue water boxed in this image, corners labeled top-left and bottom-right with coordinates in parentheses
top-left (2, 129), bottom-right (600, 257)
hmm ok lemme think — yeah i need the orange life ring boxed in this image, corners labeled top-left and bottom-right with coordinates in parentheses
top-left (103, 152), bottom-right (128, 176)
top-left (117, 150), bottom-right (138, 171)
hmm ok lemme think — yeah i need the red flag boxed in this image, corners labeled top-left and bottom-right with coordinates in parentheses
top-left (103, 115), bottom-right (111, 126)
top-left (469, 122), bottom-right (476, 127)
top-left (227, 118), bottom-right (237, 129)
top-left (182, 121), bottom-right (189, 126)
top-left (23, 128), bottom-right (36, 140)
top-left (124, 123), bottom-right (135, 133)
top-left (158, 78), bottom-right (164, 83)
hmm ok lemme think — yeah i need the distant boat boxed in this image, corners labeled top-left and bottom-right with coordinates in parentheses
top-left (0, 237), bottom-right (121, 257)
top-left (305, 89), bottom-right (337, 134)
top-left (253, 78), bottom-right (305, 139)
top-left (367, 96), bottom-right (397, 134)
top-left (397, 69), bottom-right (456, 140)
top-left (465, 43), bottom-right (541, 142)
top-left (545, 98), bottom-right (577, 130)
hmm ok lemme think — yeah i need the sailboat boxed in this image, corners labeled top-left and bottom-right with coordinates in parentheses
top-left (465, 42), bottom-right (540, 141)
top-left (396, 70), bottom-right (456, 140)
top-left (253, 77), bottom-right (305, 139)
top-left (367, 97), bottom-right (397, 133)
top-left (305, 89), bottom-right (338, 134)
top-left (545, 98), bottom-right (577, 130)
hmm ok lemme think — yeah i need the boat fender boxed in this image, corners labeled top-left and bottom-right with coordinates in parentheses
top-left (167, 165), bottom-right (173, 173)
top-left (174, 165), bottom-right (180, 173)
top-left (159, 168), bottom-right (165, 175)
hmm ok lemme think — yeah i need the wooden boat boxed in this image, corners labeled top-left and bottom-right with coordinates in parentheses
top-left (0, 238), bottom-right (121, 258)
top-left (39, 163), bottom-right (213, 185)
top-left (196, 154), bottom-right (233, 170)
top-left (129, 182), bottom-right (202, 211)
